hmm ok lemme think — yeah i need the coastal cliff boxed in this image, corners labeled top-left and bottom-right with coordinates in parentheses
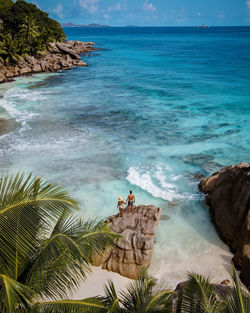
top-left (0, 40), bottom-right (96, 83)
top-left (93, 205), bottom-right (161, 279)
top-left (199, 162), bottom-right (250, 287)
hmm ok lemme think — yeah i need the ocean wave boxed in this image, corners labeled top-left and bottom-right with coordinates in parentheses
top-left (0, 87), bottom-right (42, 131)
top-left (126, 164), bottom-right (198, 201)
top-left (4, 86), bottom-right (47, 101)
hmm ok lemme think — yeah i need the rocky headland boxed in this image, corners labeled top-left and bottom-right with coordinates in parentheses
top-left (199, 162), bottom-right (250, 287)
top-left (93, 205), bottom-right (161, 279)
top-left (0, 40), bottom-right (97, 84)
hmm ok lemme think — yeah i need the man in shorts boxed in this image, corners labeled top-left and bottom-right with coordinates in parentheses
top-left (126, 190), bottom-right (135, 212)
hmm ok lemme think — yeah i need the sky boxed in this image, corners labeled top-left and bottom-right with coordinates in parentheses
top-left (27, 0), bottom-right (250, 26)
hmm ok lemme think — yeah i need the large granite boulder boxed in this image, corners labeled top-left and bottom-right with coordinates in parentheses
top-left (199, 162), bottom-right (250, 287)
top-left (56, 42), bottom-right (81, 60)
top-left (94, 205), bottom-right (161, 279)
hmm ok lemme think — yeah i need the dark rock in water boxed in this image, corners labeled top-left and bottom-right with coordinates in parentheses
top-left (193, 172), bottom-right (205, 180)
top-left (182, 153), bottom-right (214, 165)
top-left (201, 160), bottom-right (225, 175)
top-left (168, 200), bottom-right (179, 207)
top-left (93, 205), bottom-right (161, 279)
top-left (199, 162), bottom-right (250, 287)
top-left (160, 214), bottom-right (170, 220)
top-left (184, 171), bottom-right (205, 181)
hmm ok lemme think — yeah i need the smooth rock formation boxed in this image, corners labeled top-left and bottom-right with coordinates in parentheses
top-left (0, 40), bottom-right (97, 84)
top-left (94, 205), bottom-right (161, 279)
top-left (199, 162), bottom-right (250, 287)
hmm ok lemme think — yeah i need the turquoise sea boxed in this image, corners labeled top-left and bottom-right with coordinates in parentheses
top-left (0, 27), bottom-right (250, 285)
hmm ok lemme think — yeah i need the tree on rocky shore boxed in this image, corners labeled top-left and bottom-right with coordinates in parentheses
top-left (0, 33), bottom-right (23, 64)
top-left (0, 0), bottom-right (65, 64)
top-left (20, 16), bottom-right (39, 52)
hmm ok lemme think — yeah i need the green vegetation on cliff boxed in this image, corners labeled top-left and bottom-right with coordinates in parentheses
top-left (0, 0), bottom-right (65, 64)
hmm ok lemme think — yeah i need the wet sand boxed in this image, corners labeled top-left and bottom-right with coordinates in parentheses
top-left (0, 118), bottom-right (17, 137)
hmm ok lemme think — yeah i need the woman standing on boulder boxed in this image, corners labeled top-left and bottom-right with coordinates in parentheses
top-left (117, 196), bottom-right (126, 217)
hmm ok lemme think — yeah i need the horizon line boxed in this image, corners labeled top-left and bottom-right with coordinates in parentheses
top-left (62, 24), bottom-right (250, 28)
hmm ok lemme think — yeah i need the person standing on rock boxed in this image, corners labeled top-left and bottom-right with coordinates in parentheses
top-left (117, 196), bottom-right (126, 217)
top-left (126, 190), bottom-right (135, 212)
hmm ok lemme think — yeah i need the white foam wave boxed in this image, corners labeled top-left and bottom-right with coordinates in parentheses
top-left (0, 87), bottom-right (42, 131)
top-left (126, 165), bottom-right (197, 201)
top-left (4, 86), bottom-right (47, 101)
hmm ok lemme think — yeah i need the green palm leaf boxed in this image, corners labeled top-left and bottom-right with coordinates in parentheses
top-left (102, 280), bottom-right (122, 312)
top-left (0, 172), bottom-right (79, 279)
top-left (177, 272), bottom-right (221, 313)
top-left (24, 213), bottom-right (118, 300)
top-left (224, 267), bottom-right (249, 313)
top-left (0, 274), bottom-right (35, 313)
top-left (35, 298), bottom-right (107, 313)
top-left (98, 268), bottom-right (173, 313)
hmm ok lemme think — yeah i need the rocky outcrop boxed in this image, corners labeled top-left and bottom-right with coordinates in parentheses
top-left (0, 40), bottom-right (96, 83)
top-left (94, 205), bottom-right (161, 279)
top-left (199, 162), bottom-right (250, 287)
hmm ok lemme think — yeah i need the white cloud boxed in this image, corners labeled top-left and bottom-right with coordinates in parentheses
top-left (78, 0), bottom-right (99, 13)
top-left (247, 0), bottom-right (250, 9)
top-left (103, 14), bottom-right (111, 19)
top-left (108, 3), bottom-right (121, 12)
top-left (143, 0), bottom-right (156, 12)
top-left (53, 3), bottom-right (63, 18)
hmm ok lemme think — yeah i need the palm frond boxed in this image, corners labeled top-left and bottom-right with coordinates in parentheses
top-left (177, 272), bottom-right (220, 313)
top-left (25, 215), bottom-right (118, 300)
top-left (34, 298), bottom-right (107, 313)
top-left (0, 172), bottom-right (79, 279)
top-left (102, 280), bottom-right (122, 312)
top-left (119, 268), bottom-right (172, 312)
top-left (224, 267), bottom-right (249, 313)
top-left (0, 274), bottom-right (35, 313)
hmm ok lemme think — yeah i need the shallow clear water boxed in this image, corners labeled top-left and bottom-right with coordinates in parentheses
top-left (0, 27), bottom-right (250, 286)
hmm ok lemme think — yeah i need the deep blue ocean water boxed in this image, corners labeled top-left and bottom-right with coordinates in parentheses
top-left (0, 27), bottom-right (250, 285)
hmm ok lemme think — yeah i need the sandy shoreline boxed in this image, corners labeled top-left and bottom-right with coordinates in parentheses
top-left (72, 267), bottom-right (131, 299)
top-left (0, 118), bottom-right (17, 136)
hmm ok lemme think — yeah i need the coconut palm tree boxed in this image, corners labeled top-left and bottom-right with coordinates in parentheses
top-left (39, 26), bottom-right (56, 52)
top-left (20, 16), bottom-right (39, 52)
top-left (176, 267), bottom-right (249, 313)
top-left (0, 172), bottom-right (118, 313)
top-left (0, 33), bottom-right (23, 64)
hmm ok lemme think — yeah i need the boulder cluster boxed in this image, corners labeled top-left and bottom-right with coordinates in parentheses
top-left (93, 205), bottom-right (161, 279)
top-left (199, 162), bottom-right (250, 287)
top-left (0, 40), bottom-right (96, 83)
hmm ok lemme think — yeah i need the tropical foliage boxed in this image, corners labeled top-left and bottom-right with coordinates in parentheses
top-left (0, 0), bottom-right (65, 64)
top-left (176, 268), bottom-right (249, 313)
top-left (68, 266), bottom-right (248, 313)
top-left (0, 172), bottom-right (117, 312)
